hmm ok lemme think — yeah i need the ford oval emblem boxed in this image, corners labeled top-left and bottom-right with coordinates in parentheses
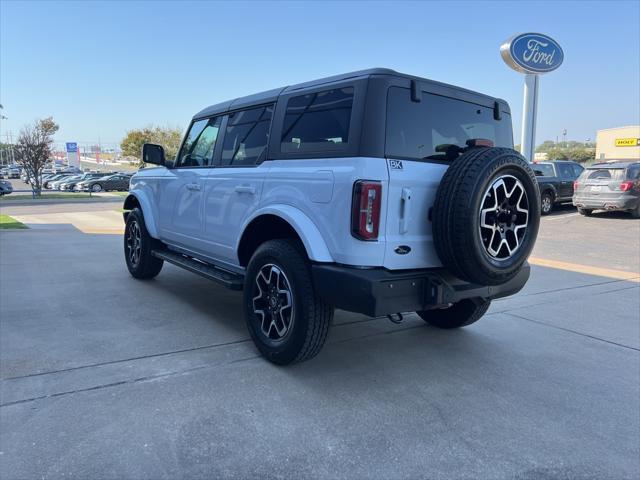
top-left (394, 245), bottom-right (411, 255)
top-left (500, 33), bottom-right (564, 74)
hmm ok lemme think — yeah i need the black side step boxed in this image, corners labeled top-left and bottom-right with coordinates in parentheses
top-left (151, 249), bottom-right (244, 291)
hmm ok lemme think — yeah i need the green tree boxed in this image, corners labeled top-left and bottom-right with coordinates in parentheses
top-left (121, 126), bottom-right (183, 165)
top-left (535, 140), bottom-right (595, 164)
top-left (14, 117), bottom-right (59, 195)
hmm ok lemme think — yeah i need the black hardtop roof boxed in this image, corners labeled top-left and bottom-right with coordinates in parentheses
top-left (589, 161), bottom-right (640, 169)
top-left (194, 68), bottom-right (508, 120)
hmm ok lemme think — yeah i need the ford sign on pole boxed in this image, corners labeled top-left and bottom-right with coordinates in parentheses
top-left (500, 33), bottom-right (564, 162)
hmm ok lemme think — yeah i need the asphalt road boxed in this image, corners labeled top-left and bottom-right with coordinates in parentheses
top-left (0, 204), bottom-right (638, 479)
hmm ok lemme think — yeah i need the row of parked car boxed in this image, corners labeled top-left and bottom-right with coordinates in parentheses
top-left (38, 171), bottom-right (133, 192)
top-left (533, 159), bottom-right (640, 218)
top-left (0, 165), bottom-right (22, 179)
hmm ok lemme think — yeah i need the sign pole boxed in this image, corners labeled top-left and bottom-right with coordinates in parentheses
top-left (500, 33), bottom-right (563, 163)
top-left (520, 74), bottom-right (539, 162)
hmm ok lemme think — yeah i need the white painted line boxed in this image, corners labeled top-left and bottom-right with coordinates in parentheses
top-left (543, 213), bottom-right (580, 221)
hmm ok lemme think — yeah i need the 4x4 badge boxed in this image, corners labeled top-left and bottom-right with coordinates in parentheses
top-left (389, 160), bottom-right (403, 170)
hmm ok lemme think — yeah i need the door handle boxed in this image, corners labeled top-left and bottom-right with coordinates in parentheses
top-left (186, 183), bottom-right (201, 191)
top-left (235, 185), bottom-right (256, 195)
top-left (399, 187), bottom-right (412, 234)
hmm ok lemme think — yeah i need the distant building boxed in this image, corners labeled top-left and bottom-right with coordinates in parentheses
top-left (595, 126), bottom-right (640, 161)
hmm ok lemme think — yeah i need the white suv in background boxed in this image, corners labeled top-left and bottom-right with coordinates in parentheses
top-left (123, 68), bottom-right (541, 364)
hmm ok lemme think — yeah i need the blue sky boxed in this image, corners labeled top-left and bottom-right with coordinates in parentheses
top-left (1, 0), bottom-right (639, 149)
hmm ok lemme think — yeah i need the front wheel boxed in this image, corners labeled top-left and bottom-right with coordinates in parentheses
top-left (92, 183), bottom-right (103, 192)
top-left (244, 239), bottom-right (333, 365)
top-left (417, 298), bottom-right (491, 329)
top-left (124, 208), bottom-right (163, 279)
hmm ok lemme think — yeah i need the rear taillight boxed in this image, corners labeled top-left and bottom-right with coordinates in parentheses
top-left (351, 180), bottom-right (381, 241)
top-left (573, 180), bottom-right (579, 190)
top-left (620, 181), bottom-right (633, 192)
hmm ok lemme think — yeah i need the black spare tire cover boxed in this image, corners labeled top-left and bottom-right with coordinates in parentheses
top-left (432, 147), bottom-right (540, 286)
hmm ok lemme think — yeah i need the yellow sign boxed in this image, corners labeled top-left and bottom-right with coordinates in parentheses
top-left (615, 138), bottom-right (640, 147)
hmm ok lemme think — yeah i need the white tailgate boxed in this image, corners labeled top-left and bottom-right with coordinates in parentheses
top-left (383, 158), bottom-right (448, 269)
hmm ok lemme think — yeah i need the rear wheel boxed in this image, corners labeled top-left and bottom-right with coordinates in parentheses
top-left (244, 239), bottom-right (333, 365)
top-left (540, 192), bottom-right (554, 215)
top-left (124, 208), bottom-right (163, 279)
top-left (417, 298), bottom-right (491, 329)
top-left (577, 207), bottom-right (593, 216)
top-left (631, 203), bottom-right (640, 219)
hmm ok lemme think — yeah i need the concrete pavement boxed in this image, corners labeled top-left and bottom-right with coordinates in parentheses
top-left (0, 203), bottom-right (638, 479)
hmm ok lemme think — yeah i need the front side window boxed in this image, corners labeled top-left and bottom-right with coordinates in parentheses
top-left (221, 105), bottom-right (273, 166)
top-left (176, 116), bottom-right (222, 167)
top-left (386, 87), bottom-right (513, 162)
top-left (281, 87), bottom-right (354, 153)
top-left (557, 163), bottom-right (576, 178)
top-left (626, 166), bottom-right (640, 180)
top-left (572, 164), bottom-right (584, 177)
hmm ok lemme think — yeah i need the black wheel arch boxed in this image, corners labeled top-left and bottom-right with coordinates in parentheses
top-left (237, 214), bottom-right (307, 267)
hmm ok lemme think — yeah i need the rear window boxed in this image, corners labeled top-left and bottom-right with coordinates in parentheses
top-left (281, 87), bottom-right (354, 153)
top-left (386, 87), bottom-right (513, 161)
top-left (581, 168), bottom-right (625, 181)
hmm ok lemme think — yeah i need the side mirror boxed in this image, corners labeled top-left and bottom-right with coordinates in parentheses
top-left (142, 143), bottom-right (166, 167)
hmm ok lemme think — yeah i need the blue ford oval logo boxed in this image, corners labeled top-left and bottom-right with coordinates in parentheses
top-left (501, 33), bottom-right (563, 74)
top-left (394, 245), bottom-right (411, 255)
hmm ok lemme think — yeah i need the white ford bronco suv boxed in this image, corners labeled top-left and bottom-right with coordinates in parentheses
top-left (123, 68), bottom-right (540, 365)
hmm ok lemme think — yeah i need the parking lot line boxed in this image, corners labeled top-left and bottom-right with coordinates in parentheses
top-left (529, 256), bottom-right (640, 282)
top-left (543, 213), bottom-right (580, 220)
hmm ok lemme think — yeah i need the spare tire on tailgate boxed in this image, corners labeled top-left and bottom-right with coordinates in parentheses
top-left (432, 147), bottom-right (540, 286)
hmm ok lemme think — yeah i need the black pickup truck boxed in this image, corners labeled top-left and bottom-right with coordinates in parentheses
top-left (533, 160), bottom-right (585, 214)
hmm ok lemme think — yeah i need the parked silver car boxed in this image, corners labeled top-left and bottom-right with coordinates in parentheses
top-left (573, 161), bottom-right (640, 217)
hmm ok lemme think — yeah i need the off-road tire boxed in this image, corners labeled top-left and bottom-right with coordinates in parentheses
top-left (432, 147), bottom-right (540, 286)
top-left (244, 239), bottom-right (333, 365)
top-left (577, 207), bottom-right (593, 216)
top-left (417, 298), bottom-right (491, 329)
top-left (124, 208), bottom-right (164, 279)
top-left (540, 191), bottom-right (554, 215)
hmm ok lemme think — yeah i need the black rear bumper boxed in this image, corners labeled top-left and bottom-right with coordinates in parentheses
top-left (312, 263), bottom-right (530, 317)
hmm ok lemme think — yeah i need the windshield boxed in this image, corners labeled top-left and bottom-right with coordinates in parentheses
top-left (385, 87), bottom-right (513, 162)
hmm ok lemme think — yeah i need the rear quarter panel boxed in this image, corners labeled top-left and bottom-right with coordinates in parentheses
top-left (261, 157), bottom-right (389, 267)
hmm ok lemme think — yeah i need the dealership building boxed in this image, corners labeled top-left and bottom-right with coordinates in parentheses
top-left (595, 126), bottom-right (640, 161)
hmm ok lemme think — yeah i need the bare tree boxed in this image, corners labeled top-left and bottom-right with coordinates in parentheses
top-left (14, 117), bottom-right (59, 195)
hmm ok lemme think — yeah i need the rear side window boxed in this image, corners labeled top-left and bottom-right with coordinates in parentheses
top-left (221, 105), bottom-right (273, 166)
top-left (281, 87), bottom-right (354, 153)
top-left (386, 87), bottom-right (513, 162)
top-left (533, 164), bottom-right (554, 177)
